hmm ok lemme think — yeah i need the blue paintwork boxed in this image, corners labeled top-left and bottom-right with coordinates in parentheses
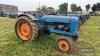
top-left (42, 15), bottom-right (70, 23)
top-left (42, 15), bottom-right (79, 36)
top-left (47, 16), bottom-right (79, 36)
top-left (36, 15), bottom-right (79, 37)
top-left (67, 12), bottom-right (90, 20)
top-left (67, 14), bottom-right (85, 19)
top-left (19, 13), bottom-right (79, 38)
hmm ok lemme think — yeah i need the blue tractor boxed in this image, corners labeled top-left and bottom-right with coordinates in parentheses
top-left (83, 12), bottom-right (90, 20)
top-left (67, 14), bottom-right (86, 25)
top-left (67, 12), bottom-right (90, 25)
top-left (15, 13), bottom-right (79, 52)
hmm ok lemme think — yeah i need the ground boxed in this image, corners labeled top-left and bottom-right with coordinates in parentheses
top-left (0, 16), bottom-right (100, 56)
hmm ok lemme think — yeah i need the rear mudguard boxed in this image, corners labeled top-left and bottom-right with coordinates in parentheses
top-left (18, 14), bottom-right (37, 21)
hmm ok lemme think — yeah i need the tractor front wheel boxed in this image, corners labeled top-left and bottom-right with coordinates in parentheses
top-left (56, 37), bottom-right (74, 52)
top-left (15, 16), bottom-right (38, 41)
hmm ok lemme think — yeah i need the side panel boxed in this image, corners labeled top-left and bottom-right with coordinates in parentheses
top-left (47, 17), bottom-right (79, 36)
top-left (70, 18), bottom-right (79, 36)
top-left (42, 15), bottom-right (70, 23)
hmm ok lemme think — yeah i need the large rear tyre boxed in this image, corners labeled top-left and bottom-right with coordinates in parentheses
top-left (15, 16), bottom-right (38, 41)
top-left (56, 37), bottom-right (74, 52)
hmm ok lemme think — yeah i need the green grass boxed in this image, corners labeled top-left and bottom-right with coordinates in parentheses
top-left (0, 16), bottom-right (100, 56)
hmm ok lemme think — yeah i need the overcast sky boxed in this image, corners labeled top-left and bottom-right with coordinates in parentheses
top-left (0, 0), bottom-right (99, 11)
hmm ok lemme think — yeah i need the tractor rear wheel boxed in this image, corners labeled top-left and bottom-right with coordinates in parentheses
top-left (15, 16), bottom-right (38, 41)
top-left (56, 37), bottom-right (74, 52)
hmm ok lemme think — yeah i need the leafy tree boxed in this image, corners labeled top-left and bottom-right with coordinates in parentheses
top-left (71, 3), bottom-right (77, 12)
top-left (92, 3), bottom-right (100, 13)
top-left (58, 3), bottom-right (68, 15)
top-left (36, 7), bottom-right (41, 12)
top-left (76, 6), bottom-right (82, 11)
top-left (96, 3), bottom-right (100, 12)
top-left (85, 4), bottom-right (91, 11)
top-left (92, 4), bottom-right (97, 12)
top-left (47, 7), bottom-right (55, 15)
top-left (40, 5), bottom-right (47, 14)
top-left (36, 5), bottom-right (47, 14)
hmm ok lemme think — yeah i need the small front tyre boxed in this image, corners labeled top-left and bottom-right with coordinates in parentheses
top-left (56, 37), bottom-right (74, 52)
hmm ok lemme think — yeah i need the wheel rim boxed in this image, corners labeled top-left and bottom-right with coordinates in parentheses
top-left (16, 19), bottom-right (32, 40)
top-left (57, 39), bottom-right (70, 51)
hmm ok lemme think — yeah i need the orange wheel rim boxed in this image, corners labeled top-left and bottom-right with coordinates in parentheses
top-left (16, 19), bottom-right (32, 40)
top-left (57, 39), bottom-right (70, 51)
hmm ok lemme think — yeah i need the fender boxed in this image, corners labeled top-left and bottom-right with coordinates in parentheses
top-left (18, 14), bottom-right (37, 21)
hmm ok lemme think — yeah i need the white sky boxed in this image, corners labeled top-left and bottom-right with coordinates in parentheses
top-left (0, 0), bottom-right (99, 11)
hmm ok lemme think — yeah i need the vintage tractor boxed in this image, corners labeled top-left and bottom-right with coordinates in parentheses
top-left (83, 12), bottom-right (90, 20)
top-left (67, 14), bottom-right (87, 25)
top-left (15, 13), bottom-right (79, 52)
top-left (0, 11), bottom-right (7, 17)
top-left (9, 13), bottom-right (18, 18)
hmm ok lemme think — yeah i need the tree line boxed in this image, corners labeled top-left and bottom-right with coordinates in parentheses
top-left (36, 3), bottom-right (100, 14)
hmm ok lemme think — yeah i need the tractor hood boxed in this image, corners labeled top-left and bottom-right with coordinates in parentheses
top-left (41, 15), bottom-right (79, 23)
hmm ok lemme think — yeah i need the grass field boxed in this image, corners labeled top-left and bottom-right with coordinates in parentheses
top-left (0, 16), bottom-right (100, 56)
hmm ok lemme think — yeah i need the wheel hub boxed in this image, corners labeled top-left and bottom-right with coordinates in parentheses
top-left (16, 19), bottom-right (32, 40)
top-left (58, 40), bottom-right (70, 51)
top-left (21, 23), bottom-right (30, 36)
